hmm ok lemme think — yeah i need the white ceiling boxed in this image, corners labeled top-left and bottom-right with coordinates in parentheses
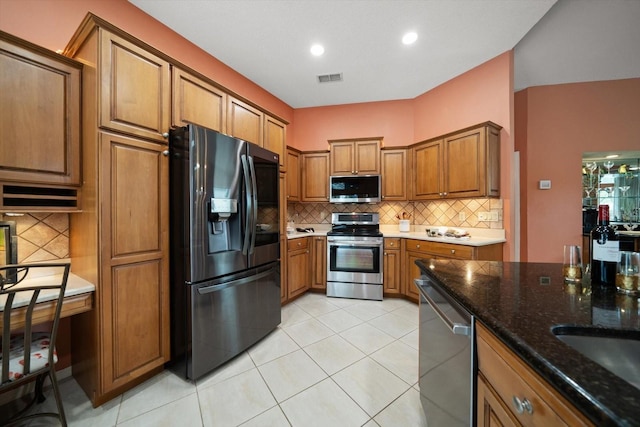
top-left (129, 0), bottom-right (639, 109)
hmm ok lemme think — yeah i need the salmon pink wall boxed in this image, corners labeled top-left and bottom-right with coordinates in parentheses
top-left (516, 78), bottom-right (640, 262)
top-left (0, 0), bottom-right (293, 123)
top-left (293, 100), bottom-right (414, 150)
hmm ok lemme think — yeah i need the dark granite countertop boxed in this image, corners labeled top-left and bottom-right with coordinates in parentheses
top-left (415, 259), bottom-right (640, 426)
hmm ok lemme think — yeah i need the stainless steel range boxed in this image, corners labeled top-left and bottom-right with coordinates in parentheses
top-left (326, 212), bottom-right (383, 301)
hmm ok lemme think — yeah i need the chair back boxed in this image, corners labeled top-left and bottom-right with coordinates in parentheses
top-left (1, 263), bottom-right (70, 386)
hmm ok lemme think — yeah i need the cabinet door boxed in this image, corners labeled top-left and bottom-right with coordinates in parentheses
top-left (381, 149), bottom-right (407, 201)
top-left (286, 148), bottom-right (301, 202)
top-left (302, 152), bottom-right (330, 201)
top-left (287, 238), bottom-right (310, 299)
top-left (412, 140), bottom-right (443, 200)
top-left (0, 34), bottom-right (82, 186)
top-left (403, 251), bottom-right (423, 302)
top-left (383, 249), bottom-right (401, 295)
top-left (444, 128), bottom-right (486, 198)
top-left (100, 31), bottom-right (170, 143)
top-left (227, 96), bottom-right (263, 146)
top-left (354, 140), bottom-right (380, 174)
top-left (329, 142), bottom-right (355, 175)
top-left (478, 374), bottom-right (519, 427)
top-left (264, 115), bottom-right (286, 170)
top-left (172, 67), bottom-right (226, 132)
top-left (311, 236), bottom-right (327, 290)
top-left (99, 132), bottom-right (169, 392)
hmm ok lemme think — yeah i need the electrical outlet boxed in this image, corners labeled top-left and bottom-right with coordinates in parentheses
top-left (489, 211), bottom-right (499, 221)
top-left (459, 212), bottom-right (466, 221)
top-left (477, 212), bottom-right (488, 221)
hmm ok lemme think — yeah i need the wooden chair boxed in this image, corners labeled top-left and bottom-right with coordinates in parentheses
top-left (0, 263), bottom-right (70, 426)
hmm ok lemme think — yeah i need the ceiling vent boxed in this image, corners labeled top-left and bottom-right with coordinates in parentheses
top-left (317, 73), bottom-right (343, 83)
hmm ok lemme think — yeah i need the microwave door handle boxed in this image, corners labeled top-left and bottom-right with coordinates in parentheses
top-left (247, 155), bottom-right (258, 254)
top-left (241, 154), bottom-right (252, 255)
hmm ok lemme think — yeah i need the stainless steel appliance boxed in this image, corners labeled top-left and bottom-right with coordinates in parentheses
top-left (329, 175), bottom-right (381, 203)
top-left (326, 212), bottom-right (383, 300)
top-left (169, 125), bottom-right (281, 380)
top-left (414, 260), bottom-right (475, 426)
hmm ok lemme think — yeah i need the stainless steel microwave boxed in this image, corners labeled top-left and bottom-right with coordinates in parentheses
top-left (329, 175), bottom-right (381, 203)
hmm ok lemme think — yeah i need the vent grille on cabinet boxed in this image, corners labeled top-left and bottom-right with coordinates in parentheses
top-left (0, 182), bottom-right (80, 211)
top-left (317, 73), bottom-right (343, 83)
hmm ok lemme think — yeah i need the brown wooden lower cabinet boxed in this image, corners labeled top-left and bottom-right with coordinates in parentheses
top-left (310, 236), bottom-right (327, 290)
top-left (476, 323), bottom-right (593, 427)
top-left (383, 238), bottom-right (401, 296)
top-left (287, 237), bottom-right (310, 299)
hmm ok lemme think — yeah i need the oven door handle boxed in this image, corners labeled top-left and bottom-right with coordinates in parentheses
top-left (327, 240), bottom-right (383, 246)
top-left (414, 279), bottom-right (471, 336)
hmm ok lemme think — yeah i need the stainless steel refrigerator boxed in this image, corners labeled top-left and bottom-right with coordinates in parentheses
top-left (169, 124), bottom-right (281, 380)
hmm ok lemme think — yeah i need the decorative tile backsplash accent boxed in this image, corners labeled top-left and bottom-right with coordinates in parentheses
top-left (0, 213), bottom-right (70, 263)
top-left (288, 198), bottom-right (503, 229)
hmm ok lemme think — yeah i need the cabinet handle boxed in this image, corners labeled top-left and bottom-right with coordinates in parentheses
top-left (512, 396), bottom-right (533, 415)
top-left (162, 132), bottom-right (169, 138)
top-left (416, 244), bottom-right (420, 248)
top-left (297, 242), bottom-right (301, 246)
top-left (162, 150), bottom-right (169, 156)
top-left (451, 249), bottom-right (455, 254)
top-left (439, 192), bottom-right (443, 196)
top-left (287, 195), bottom-right (290, 199)
top-left (390, 242), bottom-right (394, 246)
top-left (355, 170), bottom-right (358, 174)
top-left (443, 192), bottom-right (448, 196)
top-left (384, 252), bottom-right (387, 256)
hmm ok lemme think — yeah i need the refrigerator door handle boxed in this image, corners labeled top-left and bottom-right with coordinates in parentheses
top-left (241, 154), bottom-right (253, 255)
top-left (247, 155), bottom-right (258, 255)
top-left (197, 268), bottom-right (274, 295)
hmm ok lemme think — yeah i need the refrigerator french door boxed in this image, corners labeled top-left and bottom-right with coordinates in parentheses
top-left (169, 124), bottom-right (281, 380)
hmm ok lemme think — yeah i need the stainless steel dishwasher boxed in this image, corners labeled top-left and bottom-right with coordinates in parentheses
top-left (414, 271), bottom-right (475, 427)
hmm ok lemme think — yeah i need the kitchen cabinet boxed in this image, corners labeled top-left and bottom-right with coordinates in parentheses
top-left (65, 15), bottom-right (170, 406)
top-left (380, 148), bottom-right (408, 201)
top-left (383, 238), bottom-right (401, 296)
top-left (279, 172), bottom-right (288, 304)
top-left (264, 115), bottom-right (287, 170)
top-left (97, 29), bottom-right (171, 143)
top-left (310, 236), bottom-right (327, 290)
top-left (227, 96), bottom-right (264, 146)
top-left (171, 66), bottom-right (226, 132)
top-left (302, 151), bottom-right (330, 202)
top-left (286, 147), bottom-right (301, 202)
top-left (329, 139), bottom-right (381, 175)
top-left (411, 122), bottom-right (501, 200)
top-left (0, 31), bottom-right (82, 209)
top-left (476, 322), bottom-right (593, 427)
top-left (402, 239), bottom-right (503, 302)
top-left (287, 237), bottom-right (310, 299)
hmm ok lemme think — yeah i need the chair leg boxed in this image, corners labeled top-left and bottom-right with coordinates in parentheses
top-left (35, 373), bottom-right (47, 403)
top-left (48, 370), bottom-right (67, 427)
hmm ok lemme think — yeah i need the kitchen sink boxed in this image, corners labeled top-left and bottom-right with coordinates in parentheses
top-left (551, 326), bottom-right (640, 390)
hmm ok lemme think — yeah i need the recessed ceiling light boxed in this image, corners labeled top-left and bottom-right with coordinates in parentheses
top-left (402, 32), bottom-right (418, 45)
top-left (310, 44), bottom-right (325, 56)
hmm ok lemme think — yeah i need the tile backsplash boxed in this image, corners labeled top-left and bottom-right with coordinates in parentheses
top-left (289, 198), bottom-right (503, 229)
top-left (1, 213), bottom-right (69, 263)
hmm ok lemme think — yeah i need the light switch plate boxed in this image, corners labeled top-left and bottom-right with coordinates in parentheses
top-left (539, 180), bottom-right (552, 190)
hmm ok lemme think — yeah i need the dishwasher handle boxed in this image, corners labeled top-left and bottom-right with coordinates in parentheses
top-left (414, 278), bottom-right (471, 336)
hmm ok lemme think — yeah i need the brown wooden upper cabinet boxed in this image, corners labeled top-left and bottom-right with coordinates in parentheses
top-left (302, 151), bottom-right (330, 201)
top-left (329, 139), bottom-right (381, 175)
top-left (380, 148), bottom-right (407, 201)
top-left (287, 147), bottom-right (301, 202)
top-left (98, 30), bottom-right (171, 143)
top-left (0, 31), bottom-right (82, 188)
top-left (411, 122), bottom-right (501, 200)
top-left (264, 115), bottom-right (286, 170)
top-left (227, 96), bottom-right (264, 146)
top-left (171, 66), bottom-right (226, 132)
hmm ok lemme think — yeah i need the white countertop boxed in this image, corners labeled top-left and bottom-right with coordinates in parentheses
top-left (0, 262), bottom-right (95, 311)
top-left (286, 224), bottom-right (506, 246)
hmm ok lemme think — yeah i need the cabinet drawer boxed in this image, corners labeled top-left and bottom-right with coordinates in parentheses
top-left (476, 323), bottom-right (592, 427)
top-left (384, 238), bottom-right (401, 250)
top-left (405, 239), bottom-right (473, 259)
top-left (287, 237), bottom-right (308, 251)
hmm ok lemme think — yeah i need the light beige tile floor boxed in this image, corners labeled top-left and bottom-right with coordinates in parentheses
top-left (10, 293), bottom-right (428, 427)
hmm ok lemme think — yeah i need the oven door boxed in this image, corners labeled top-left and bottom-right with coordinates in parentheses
top-left (327, 237), bottom-right (383, 284)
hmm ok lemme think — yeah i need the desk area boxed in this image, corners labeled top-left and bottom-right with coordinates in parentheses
top-left (0, 267), bottom-right (95, 329)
